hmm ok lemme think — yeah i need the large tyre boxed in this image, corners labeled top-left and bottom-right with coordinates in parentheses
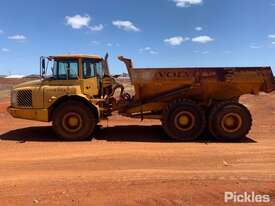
top-left (208, 101), bottom-right (252, 141)
top-left (52, 100), bottom-right (97, 141)
top-left (162, 99), bottom-right (206, 141)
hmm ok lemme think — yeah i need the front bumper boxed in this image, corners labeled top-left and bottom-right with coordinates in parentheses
top-left (7, 106), bottom-right (49, 122)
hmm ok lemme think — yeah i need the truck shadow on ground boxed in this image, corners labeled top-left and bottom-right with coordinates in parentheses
top-left (0, 125), bottom-right (257, 143)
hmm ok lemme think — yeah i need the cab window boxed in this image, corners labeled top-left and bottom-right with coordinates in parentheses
top-left (53, 59), bottom-right (78, 80)
top-left (82, 59), bottom-right (96, 79)
top-left (82, 59), bottom-right (104, 79)
top-left (95, 62), bottom-right (103, 77)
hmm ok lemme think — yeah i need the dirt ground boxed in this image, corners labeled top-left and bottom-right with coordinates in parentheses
top-left (0, 93), bottom-right (275, 206)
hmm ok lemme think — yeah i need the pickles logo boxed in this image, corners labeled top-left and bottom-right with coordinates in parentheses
top-left (224, 192), bottom-right (271, 203)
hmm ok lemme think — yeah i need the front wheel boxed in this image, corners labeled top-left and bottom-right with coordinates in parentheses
top-left (162, 99), bottom-right (206, 141)
top-left (52, 100), bottom-right (97, 141)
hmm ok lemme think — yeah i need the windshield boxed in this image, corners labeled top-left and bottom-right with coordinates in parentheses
top-left (52, 59), bottom-right (78, 80)
top-left (42, 58), bottom-right (79, 80)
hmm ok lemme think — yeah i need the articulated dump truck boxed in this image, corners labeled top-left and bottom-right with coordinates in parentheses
top-left (8, 54), bottom-right (275, 141)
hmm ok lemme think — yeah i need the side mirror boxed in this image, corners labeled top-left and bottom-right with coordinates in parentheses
top-left (42, 59), bottom-right (46, 75)
top-left (40, 57), bottom-right (46, 77)
top-left (42, 58), bottom-right (45, 69)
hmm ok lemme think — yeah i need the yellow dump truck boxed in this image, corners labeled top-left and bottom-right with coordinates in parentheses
top-left (7, 54), bottom-right (275, 141)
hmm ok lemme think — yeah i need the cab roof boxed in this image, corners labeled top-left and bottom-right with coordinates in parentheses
top-left (48, 54), bottom-right (102, 60)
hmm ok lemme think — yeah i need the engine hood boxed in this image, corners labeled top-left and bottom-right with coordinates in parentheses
top-left (13, 79), bottom-right (43, 89)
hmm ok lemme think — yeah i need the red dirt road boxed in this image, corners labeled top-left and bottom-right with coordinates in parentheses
top-left (0, 94), bottom-right (275, 206)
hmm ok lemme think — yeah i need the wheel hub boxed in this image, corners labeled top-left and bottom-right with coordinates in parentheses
top-left (62, 112), bottom-right (82, 132)
top-left (179, 115), bottom-right (189, 126)
top-left (175, 111), bottom-right (195, 131)
top-left (68, 116), bottom-right (79, 127)
top-left (221, 113), bottom-right (242, 133)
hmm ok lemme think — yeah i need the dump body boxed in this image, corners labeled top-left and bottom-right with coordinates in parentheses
top-left (119, 57), bottom-right (275, 103)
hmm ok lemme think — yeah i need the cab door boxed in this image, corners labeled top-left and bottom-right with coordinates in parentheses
top-left (81, 59), bottom-right (100, 97)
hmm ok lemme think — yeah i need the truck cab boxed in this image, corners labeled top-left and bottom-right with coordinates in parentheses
top-left (8, 54), bottom-right (120, 140)
top-left (45, 54), bottom-right (109, 97)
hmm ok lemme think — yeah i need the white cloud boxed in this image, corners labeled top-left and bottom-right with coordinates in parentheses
top-left (173, 0), bottom-right (203, 7)
top-left (89, 24), bottom-right (104, 32)
top-left (192, 35), bottom-right (214, 44)
top-left (65, 14), bottom-right (104, 32)
top-left (112, 20), bottom-right (140, 32)
top-left (202, 51), bottom-right (209, 54)
top-left (91, 40), bottom-right (100, 45)
top-left (164, 36), bottom-right (189, 46)
top-left (268, 35), bottom-right (275, 45)
top-left (8, 34), bottom-right (27, 40)
top-left (0, 30), bottom-right (3, 34)
top-left (107, 42), bottom-right (121, 47)
top-left (268, 34), bottom-right (275, 39)
top-left (249, 44), bottom-right (262, 49)
top-left (65, 14), bottom-right (91, 29)
top-left (149, 50), bottom-right (158, 54)
top-left (195, 27), bottom-right (203, 31)
top-left (139, 46), bottom-right (158, 54)
top-left (1, 48), bottom-right (10, 52)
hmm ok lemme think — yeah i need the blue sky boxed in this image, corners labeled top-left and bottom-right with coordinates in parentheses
top-left (1, 0), bottom-right (275, 75)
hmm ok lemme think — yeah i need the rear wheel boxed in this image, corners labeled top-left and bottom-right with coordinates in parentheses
top-left (162, 99), bottom-right (206, 141)
top-left (208, 101), bottom-right (252, 141)
top-left (52, 100), bottom-right (97, 141)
